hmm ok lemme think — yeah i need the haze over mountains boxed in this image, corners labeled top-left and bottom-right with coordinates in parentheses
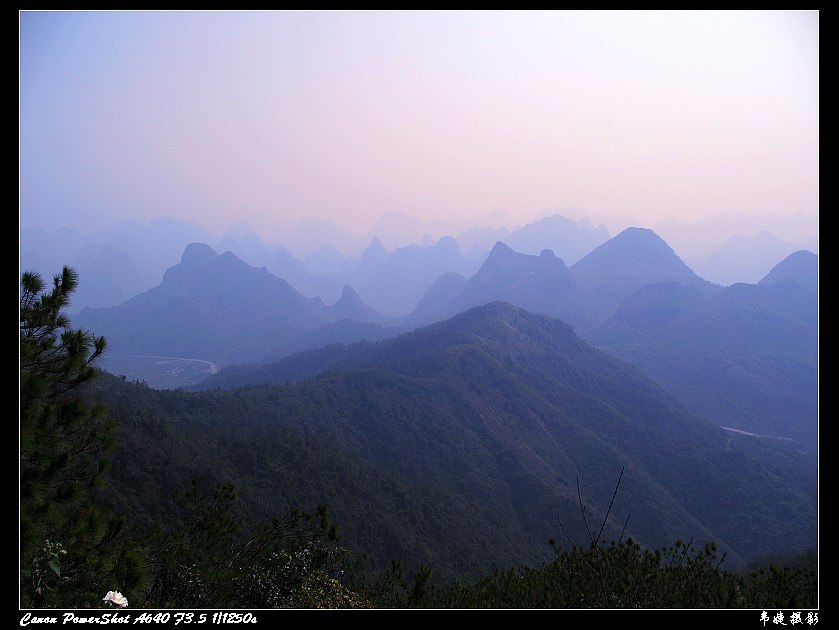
top-left (23, 208), bottom-right (820, 456)
top-left (21, 210), bottom-right (817, 315)
top-left (21, 207), bottom-right (818, 590)
top-left (69, 212), bottom-right (818, 453)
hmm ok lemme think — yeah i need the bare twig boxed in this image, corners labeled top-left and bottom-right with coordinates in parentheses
top-left (576, 476), bottom-right (594, 545)
top-left (595, 467), bottom-right (624, 548)
top-left (618, 512), bottom-right (631, 545)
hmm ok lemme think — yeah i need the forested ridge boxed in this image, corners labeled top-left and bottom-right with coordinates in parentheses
top-left (20, 267), bottom-right (817, 609)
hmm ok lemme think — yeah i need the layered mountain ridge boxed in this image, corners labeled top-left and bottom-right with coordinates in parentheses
top-left (92, 301), bottom-right (817, 583)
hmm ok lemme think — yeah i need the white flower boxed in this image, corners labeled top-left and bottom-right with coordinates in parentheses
top-left (102, 591), bottom-right (128, 608)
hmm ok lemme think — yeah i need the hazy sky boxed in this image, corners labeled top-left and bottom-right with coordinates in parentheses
top-left (20, 10), bottom-right (818, 244)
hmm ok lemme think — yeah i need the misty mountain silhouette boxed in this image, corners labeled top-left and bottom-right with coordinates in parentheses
top-left (563, 228), bottom-right (712, 332)
top-left (408, 227), bottom-right (710, 333)
top-left (759, 249), bottom-right (818, 294)
top-left (23, 211), bottom-right (817, 317)
top-left (572, 227), bottom-right (700, 279)
top-left (505, 213), bottom-right (610, 264)
top-left (411, 271), bottom-right (469, 319)
top-left (692, 231), bottom-right (803, 286)
top-left (327, 284), bottom-right (392, 324)
top-left (410, 242), bottom-right (573, 325)
top-left (75, 243), bottom-right (393, 366)
top-left (348, 235), bottom-right (475, 316)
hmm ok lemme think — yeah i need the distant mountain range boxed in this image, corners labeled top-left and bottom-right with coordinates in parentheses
top-left (20, 217), bottom-right (218, 312)
top-left (22, 211), bottom-right (816, 317)
top-left (75, 242), bottom-right (402, 367)
top-left (688, 231), bottom-right (808, 286)
top-left (76, 226), bottom-right (711, 367)
top-left (74, 226), bottom-right (818, 453)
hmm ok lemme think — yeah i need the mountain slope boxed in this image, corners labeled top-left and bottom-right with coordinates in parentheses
top-left (571, 227), bottom-right (700, 282)
top-left (590, 279), bottom-right (818, 446)
top-left (567, 227), bottom-right (713, 328)
top-left (759, 250), bottom-right (818, 294)
top-left (690, 231), bottom-right (802, 286)
top-left (181, 303), bottom-right (816, 574)
top-left (401, 229), bottom-right (817, 447)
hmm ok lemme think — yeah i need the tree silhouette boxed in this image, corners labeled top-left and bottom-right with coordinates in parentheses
top-left (20, 266), bottom-right (141, 607)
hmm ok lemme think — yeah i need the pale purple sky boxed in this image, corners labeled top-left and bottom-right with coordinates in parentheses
top-left (20, 10), bottom-right (818, 245)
